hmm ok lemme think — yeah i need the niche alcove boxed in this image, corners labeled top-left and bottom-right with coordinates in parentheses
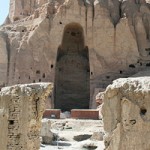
top-left (54, 23), bottom-right (90, 111)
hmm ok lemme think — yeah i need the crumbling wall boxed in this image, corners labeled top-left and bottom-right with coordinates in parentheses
top-left (102, 76), bottom-right (150, 150)
top-left (0, 83), bottom-right (53, 150)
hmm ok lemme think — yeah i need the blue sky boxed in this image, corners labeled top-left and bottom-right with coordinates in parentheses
top-left (0, 0), bottom-right (10, 25)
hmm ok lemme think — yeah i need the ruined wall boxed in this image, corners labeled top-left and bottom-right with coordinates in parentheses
top-left (0, 83), bottom-right (53, 150)
top-left (0, 0), bottom-right (150, 108)
top-left (102, 75), bottom-right (150, 150)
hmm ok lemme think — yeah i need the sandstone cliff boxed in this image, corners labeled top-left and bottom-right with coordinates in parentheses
top-left (0, 0), bottom-right (150, 108)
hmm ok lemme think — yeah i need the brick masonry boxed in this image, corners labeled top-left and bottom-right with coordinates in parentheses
top-left (0, 83), bottom-right (52, 150)
top-left (43, 109), bottom-right (61, 119)
top-left (71, 109), bottom-right (99, 120)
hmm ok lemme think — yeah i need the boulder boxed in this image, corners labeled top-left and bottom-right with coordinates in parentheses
top-left (102, 77), bottom-right (150, 150)
top-left (41, 119), bottom-right (54, 144)
top-left (91, 131), bottom-right (104, 141)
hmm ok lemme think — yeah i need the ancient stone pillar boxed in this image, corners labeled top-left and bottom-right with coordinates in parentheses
top-left (0, 83), bottom-right (53, 150)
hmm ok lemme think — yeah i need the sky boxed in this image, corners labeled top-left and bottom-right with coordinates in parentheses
top-left (0, 0), bottom-right (10, 25)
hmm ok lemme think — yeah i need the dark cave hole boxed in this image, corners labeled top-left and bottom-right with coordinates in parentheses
top-left (36, 70), bottom-right (40, 74)
top-left (9, 120), bottom-right (14, 125)
top-left (145, 48), bottom-right (150, 51)
top-left (129, 64), bottom-right (135, 68)
top-left (140, 108), bottom-right (147, 116)
top-left (51, 64), bottom-right (54, 69)
top-left (146, 63), bottom-right (150, 67)
top-left (106, 76), bottom-right (110, 79)
top-left (42, 73), bottom-right (46, 78)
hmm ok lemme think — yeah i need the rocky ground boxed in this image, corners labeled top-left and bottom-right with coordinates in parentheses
top-left (40, 119), bottom-right (105, 150)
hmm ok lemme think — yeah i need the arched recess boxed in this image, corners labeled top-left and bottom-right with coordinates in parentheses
top-left (54, 23), bottom-right (90, 111)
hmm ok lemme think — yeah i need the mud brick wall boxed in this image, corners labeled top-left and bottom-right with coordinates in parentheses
top-left (0, 83), bottom-right (53, 150)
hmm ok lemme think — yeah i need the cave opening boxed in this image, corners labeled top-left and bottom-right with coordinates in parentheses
top-left (54, 23), bottom-right (90, 111)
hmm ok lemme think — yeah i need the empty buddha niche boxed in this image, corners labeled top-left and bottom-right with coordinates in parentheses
top-left (54, 23), bottom-right (90, 111)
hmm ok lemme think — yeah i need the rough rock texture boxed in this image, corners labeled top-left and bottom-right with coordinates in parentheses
top-left (102, 77), bottom-right (150, 150)
top-left (41, 119), bottom-right (53, 144)
top-left (0, 32), bottom-right (8, 87)
top-left (90, 131), bottom-right (104, 141)
top-left (0, 0), bottom-right (150, 109)
top-left (0, 83), bottom-right (53, 150)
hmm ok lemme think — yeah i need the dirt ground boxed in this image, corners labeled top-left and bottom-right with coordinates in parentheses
top-left (40, 119), bottom-right (105, 150)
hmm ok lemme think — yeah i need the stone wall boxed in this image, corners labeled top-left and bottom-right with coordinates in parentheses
top-left (102, 76), bottom-right (150, 150)
top-left (0, 83), bottom-right (53, 150)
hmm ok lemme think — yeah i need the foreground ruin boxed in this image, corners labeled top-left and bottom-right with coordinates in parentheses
top-left (0, 83), bottom-right (52, 150)
top-left (102, 76), bottom-right (150, 150)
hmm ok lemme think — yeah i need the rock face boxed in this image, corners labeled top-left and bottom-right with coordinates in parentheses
top-left (0, 83), bottom-right (53, 150)
top-left (102, 77), bottom-right (150, 150)
top-left (0, 0), bottom-right (150, 109)
top-left (0, 32), bottom-right (8, 87)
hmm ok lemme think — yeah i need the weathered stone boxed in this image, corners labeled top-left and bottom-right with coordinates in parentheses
top-left (102, 77), bottom-right (150, 150)
top-left (0, 0), bottom-right (150, 109)
top-left (0, 32), bottom-right (8, 87)
top-left (91, 131), bottom-right (104, 141)
top-left (41, 119), bottom-right (53, 144)
top-left (0, 83), bottom-right (53, 150)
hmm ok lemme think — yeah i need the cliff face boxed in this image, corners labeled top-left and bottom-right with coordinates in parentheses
top-left (0, 0), bottom-right (150, 108)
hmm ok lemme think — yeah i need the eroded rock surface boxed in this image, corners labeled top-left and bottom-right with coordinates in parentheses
top-left (0, 83), bottom-right (53, 150)
top-left (102, 77), bottom-right (150, 150)
top-left (41, 119), bottom-right (53, 144)
top-left (1, 0), bottom-right (150, 109)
